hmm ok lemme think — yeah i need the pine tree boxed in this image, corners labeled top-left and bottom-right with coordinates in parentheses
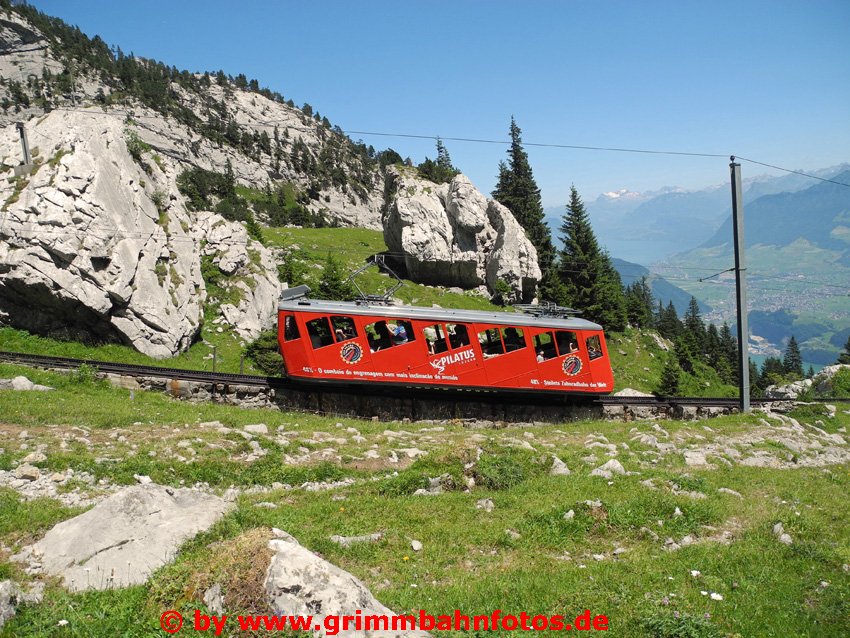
top-left (806, 365), bottom-right (815, 379)
top-left (656, 351), bottom-right (681, 396)
top-left (759, 356), bottom-right (785, 390)
top-left (657, 301), bottom-right (682, 340)
top-left (318, 254), bottom-right (356, 301)
top-left (417, 138), bottom-right (459, 184)
top-left (837, 336), bottom-right (850, 364)
top-left (492, 117), bottom-right (556, 281)
top-left (625, 277), bottom-right (654, 328)
top-left (782, 336), bottom-right (803, 378)
top-left (557, 186), bottom-right (627, 331)
top-left (682, 296), bottom-right (706, 356)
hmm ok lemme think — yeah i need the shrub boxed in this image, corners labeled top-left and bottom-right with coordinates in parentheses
top-left (244, 330), bottom-right (282, 376)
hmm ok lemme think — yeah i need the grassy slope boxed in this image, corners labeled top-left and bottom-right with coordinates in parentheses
top-left (0, 364), bottom-right (848, 637)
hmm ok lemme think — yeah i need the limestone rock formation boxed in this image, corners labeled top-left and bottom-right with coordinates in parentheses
top-left (0, 110), bottom-right (281, 355)
top-left (383, 167), bottom-right (541, 302)
top-left (15, 484), bottom-right (233, 591)
top-left (0, 7), bottom-right (385, 229)
top-left (265, 533), bottom-right (430, 637)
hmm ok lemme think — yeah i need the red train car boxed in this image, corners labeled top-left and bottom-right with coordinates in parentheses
top-left (277, 286), bottom-right (614, 396)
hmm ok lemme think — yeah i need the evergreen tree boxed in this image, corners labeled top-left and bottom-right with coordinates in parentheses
top-left (806, 365), bottom-right (815, 379)
top-left (492, 118), bottom-right (556, 282)
top-left (657, 301), bottom-right (682, 340)
top-left (557, 186), bottom-right (627, 332)
top-left (682, 296), bottom-right (705, 355)
top-left (782, 336), bottom-right (803, 378)
top-left (656, 351), bottom-right (681, 396)
top-left (318, 254), bottom-right (356, 301)
top-left (417, 138), bottom-right (459, 184)
top-left (759, 356), bottom-right (785, 390)
top-left (625, 276), bottom-right (654, 328)
top-left (837, 336), bottom-right (850, 364)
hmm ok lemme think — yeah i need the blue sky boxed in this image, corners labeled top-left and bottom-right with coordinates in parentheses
top-left (31, 0), bottom-right (850, 207)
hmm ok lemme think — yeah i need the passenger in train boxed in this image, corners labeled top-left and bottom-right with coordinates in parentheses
top-left (391, 322), bottom-right (408, 343)
top-left (377, 322), bottom-right (393, 349)
top-left (503, 327), bottom-right (524, 351)
top-left (536, 349), bottom-right (545, 363)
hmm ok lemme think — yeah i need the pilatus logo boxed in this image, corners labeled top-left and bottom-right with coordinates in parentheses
top-left (430, 348), bottom-right (475, 374)
top-left (562, 355), bottom-right (582, 376)
top-left (340, 342), bottom-right (363, 365)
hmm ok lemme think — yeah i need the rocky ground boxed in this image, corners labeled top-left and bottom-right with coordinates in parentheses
top-left (0, 367), bottom-right (849, 636)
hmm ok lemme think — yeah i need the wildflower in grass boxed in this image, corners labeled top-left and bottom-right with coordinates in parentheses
top-left (710, 592), bottom-right (723, 601)
top-left (403, 556), bottom-right (409, 561)
top-left (690, 570), bottom-right (701, 577)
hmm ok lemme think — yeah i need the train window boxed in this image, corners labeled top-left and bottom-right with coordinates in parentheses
top-left (365, 321), bottom-right (392, 352)
top-left (478, 328), bottom-right (504, 357)
top-left (306, 317), bottom-right (333, 349)
top-left (555, 331), bottom-right (579, 356)
top-left (331, 316), bottom-right (357, 342)
top-left (424, 324), bottom-right (448, 354)
top-left (283, 315), bottom-right (300, 341)
top-left (586, 335), bottom-right (603, 360)
top-left (447, 323), bottom-right (470, 349)
top-left (534, 332), bottom-right (557, 361)
top-left (502, 327), bottom-right (526, 352)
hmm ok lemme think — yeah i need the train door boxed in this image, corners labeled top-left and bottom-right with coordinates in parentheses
top-left (411, 322), bottom-right (484, 385)
top-left (362, 317), bottom-right (420, 383)
top-left (301, 314), bottom-right (372, 381)
top-left (584, 331), bottom-right (614, 391)
top-left (532, 329), bottom-right (593, 391)
top-left (476, 324), bottom-right (535, 386)
top-left (278, 312), bottom-right (309, 377)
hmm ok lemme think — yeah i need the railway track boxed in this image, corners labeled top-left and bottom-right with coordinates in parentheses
top-left (0, 350), bottom-right (832, 422)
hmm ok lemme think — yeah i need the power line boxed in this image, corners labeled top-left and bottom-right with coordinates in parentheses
top-left (51, 107), bottom-right (850, 189)
top-left (343, 130), bottom-right (728, 159)
top-left (734, 156), bottom-right (850, 188)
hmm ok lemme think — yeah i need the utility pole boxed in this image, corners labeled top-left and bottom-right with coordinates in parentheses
top-left (730, 157), bottom-right (749, 412)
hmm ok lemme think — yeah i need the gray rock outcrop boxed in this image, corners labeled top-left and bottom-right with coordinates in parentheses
top-left (0, 376), bottom-right (51, 391)
top-left (0, 110), bottom-right (282, 355)
top-left (265, 534), bottom-right (430, 637)
top-left (383, 167), bottom-right (541, 302)
top-left (15, 484), bottom-right (233, 591)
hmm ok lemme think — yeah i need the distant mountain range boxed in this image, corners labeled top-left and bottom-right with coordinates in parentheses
top-left (655, 170), bottom-right (850, 365)
top-left (545, 164), bottom-right (850, 266)
top-left (545, 164), bottom-right (850, 365)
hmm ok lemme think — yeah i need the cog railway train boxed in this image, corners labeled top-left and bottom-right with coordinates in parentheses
top-left (277, 286), bottom-right (614, 397)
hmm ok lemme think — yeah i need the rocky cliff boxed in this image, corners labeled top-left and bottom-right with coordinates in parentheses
top-left (383, 167), bottom-right (541, 303)
top-left (0, 109), bottom-right (279, 357)
top-left (0, 4), bottom-right (385, 229)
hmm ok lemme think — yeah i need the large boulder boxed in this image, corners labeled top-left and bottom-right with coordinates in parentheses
top-left (764, 378), bottom-right (812, 400)
top-left (813, 364), bottom-right (850, 394)
top-left (383, 167), bottom-right (541, 302)
top-left (265, 533), bottom-right (430, 637)
top-left (15, 484), bottom-right (233, 591)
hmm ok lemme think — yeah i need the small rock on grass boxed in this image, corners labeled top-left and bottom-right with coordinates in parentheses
top-left (476, 498), bottom-right (494, 512)
top-left (550, 456), bottom-right (571, 476)
top-left (410, 540), bottom-right (423, 552)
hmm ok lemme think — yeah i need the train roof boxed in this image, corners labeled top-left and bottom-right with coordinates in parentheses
top-left (278, 287), bottom-right (603, 332)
